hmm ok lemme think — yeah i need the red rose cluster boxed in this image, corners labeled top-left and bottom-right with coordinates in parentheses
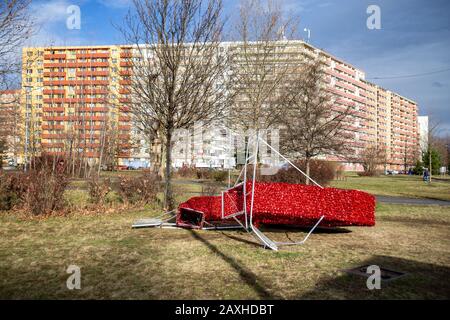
top-left (177, 181), bottom-right (375, 228)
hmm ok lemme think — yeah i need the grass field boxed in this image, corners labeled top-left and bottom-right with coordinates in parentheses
top-left (1, 202), bottom-right (449, 299)
top-left (330, 174), bottom-right (450, 201)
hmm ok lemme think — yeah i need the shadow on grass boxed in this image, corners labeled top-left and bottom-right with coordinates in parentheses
top-left (188, 229), bottom-right (280, 299)
top-left (298, 255), bottom-right (450, 299)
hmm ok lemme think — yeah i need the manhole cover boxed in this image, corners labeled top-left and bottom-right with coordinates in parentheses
top-left (344, 265), bottom-right (407, 282)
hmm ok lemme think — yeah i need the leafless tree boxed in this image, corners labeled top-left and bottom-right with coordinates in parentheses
top-left (359, 144), bottom-right (387, 176)
top-left (228, 0), bottom-right (298, 132)
top-left (425, 119), bottom-right (442, 182)
top-left (118, 0), bottom-right (230, 210)
top-left (0, 0), bottom-right (34, 92)
top-left (278, 60), bottom-right (353, 184)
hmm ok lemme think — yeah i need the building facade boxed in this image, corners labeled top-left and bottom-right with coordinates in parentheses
top-left (0, 89), bottom-right (22, 165)
top-left (20, 41), bottom-right (420, 171)
top-left (20, 45), bottom-right (149, 168)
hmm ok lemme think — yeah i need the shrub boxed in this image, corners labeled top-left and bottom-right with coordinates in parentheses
top-left (176, 165), bottom-right (197, 178)
top-left (0, 172), bottom-right (26, 211)
top-left (195, 168), bottom-right (211, 180)
top-left (24, 167), bottom-right (69, 215)
top-left (260, 160), bottom-right (336, 186)
top-left (212, 170), bottom-right (228, 182)
top-left (88, 177), bottom-right (112, 205)
top-left (357, 171), bottom-right (378, 177)
top-left (119, 172), bottom-right (161, 205)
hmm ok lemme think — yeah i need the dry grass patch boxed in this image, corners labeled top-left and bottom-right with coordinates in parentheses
top-left (0, 203), bottom-right (449, 299)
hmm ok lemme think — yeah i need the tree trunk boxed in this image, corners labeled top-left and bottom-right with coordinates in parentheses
top-left (429, 150), bottom-right (432, 183)
top-left (164, 130), bottom-right (174, 210)
top-left (305, 158), bottom-right (311, 185)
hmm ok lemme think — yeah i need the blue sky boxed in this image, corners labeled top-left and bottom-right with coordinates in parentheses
top-left (27, 0), bottom-right (450, 135)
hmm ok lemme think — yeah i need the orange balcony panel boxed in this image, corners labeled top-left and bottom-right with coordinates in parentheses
top-left (44, 54), bottom-right (66, 60)
top-left (43, 89), bottom-right (65, 95)
top-left (42, 143), bottom-right (65, 148)
top-left (120, 70), bottom-right (132, 76)
top-left (120, 61), bottom-right (133, 67)
top-left (120, 52), bottom-right (132, 58)
top-left (42, 125), bottom-right (65, 130)
top-left (75, 89), bottom-right (108, 94)
top-left (119, 98), bottom-right (131, 103)
top-left (119, 134), bottom-right (130, 139)
top-left (118, 125), bottom-right (131, 130)
top-left (119, 106), bottom-right (131, 112)
top-left (76, 71), bottom-right (110, 77)
top-left (119, 116), bottom-right (130, 122)
top-left (76, 52), bottom-right (110, 59)
top-left (44, 72), bottom-right (66, 77)
top-left (119, 80), bottom-right (131, 86)
top-left (43, 107), bottom-right (65, 112)
top-left (44, 98), bottom-right (63, 104)
top-left (119, 88), bottom-right (131, 94)
top-left (42, 133), bottom-right (68, 139)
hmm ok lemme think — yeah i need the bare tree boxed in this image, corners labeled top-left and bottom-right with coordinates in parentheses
top-left (359, 144), bottom-right (387, 176)
top-left (228, 0), bottom-right (298, 132)
top-left (278, 60), bottom-right (353, 184)
top-left (0, 0), bottom-right (34, 91)
top-left (425, 119), bottom-right (442, 182)
top-left (119, 0), bottom-right (230, 210)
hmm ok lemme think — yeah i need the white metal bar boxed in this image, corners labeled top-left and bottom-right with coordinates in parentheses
top-left (222, 211), bottom-right (245, 219)
top-left (249, 132), bottom-right (259, 227)
top-left (243, 135), bottom-right (251, 230)
top-left (221, 191), bottom-right (225, 219)
top-left (258, 137), bottom-right (324, 189)
top-left (275, 215), bottom-right (325, 246)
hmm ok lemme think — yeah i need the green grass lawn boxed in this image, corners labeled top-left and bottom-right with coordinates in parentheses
top-left (1, 203), bottom-right (449, 299)
top-left (330, 174), bottom-right (450, 201)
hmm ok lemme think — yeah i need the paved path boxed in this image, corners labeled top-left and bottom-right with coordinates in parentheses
top-left (376, 195), bottom-right (450, 206)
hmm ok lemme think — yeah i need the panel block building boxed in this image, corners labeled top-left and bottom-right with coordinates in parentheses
top-left (20, 45), bottom-right (149, 168)
top-left (19, 41), bottom-right (420, 171)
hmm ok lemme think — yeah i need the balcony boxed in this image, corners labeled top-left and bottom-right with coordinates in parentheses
top-left (76, 52), bottom-right (110, 59)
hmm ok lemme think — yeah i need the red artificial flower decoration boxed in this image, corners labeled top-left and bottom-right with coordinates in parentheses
top-left (177, 181), bottom-right (375, 228)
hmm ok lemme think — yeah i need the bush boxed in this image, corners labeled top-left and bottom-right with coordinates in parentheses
top-left (0, 172), bottom-right (26, 211)
top-left (176, 165), bottom-right (197, 178)
top-left (119, 172), bottom-right (161, 205)
top-left (357, 171), bottom-right (379, 177)
top-left (24, 167), bottom-right (69, 215)
top-left (195, 168), bottom-right (211, 179)
top-left (88, 177), bottom-right (112, 205)
top-left (212, 170), bottom-right (228, 182)
top-left (260, 160), bottom-right (336, 186)
top-left (412, 160), bottom-right (424, 175)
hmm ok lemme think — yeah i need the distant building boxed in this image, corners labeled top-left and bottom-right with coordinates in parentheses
top-left (418, 116), bottom-right (429, 153)
top-left (0, 89), bottom-right (22, 165)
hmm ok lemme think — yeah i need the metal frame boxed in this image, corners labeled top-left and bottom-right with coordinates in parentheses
top-left (219, 133), bottom-right (325, 251)
top-left (133, 133), bottom-right (325, 251)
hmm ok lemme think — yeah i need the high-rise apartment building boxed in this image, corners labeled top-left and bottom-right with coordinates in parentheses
top-left (20, 41), bottom-right (420, 171)
top-left (20, 45), bottom-right (149, 168)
